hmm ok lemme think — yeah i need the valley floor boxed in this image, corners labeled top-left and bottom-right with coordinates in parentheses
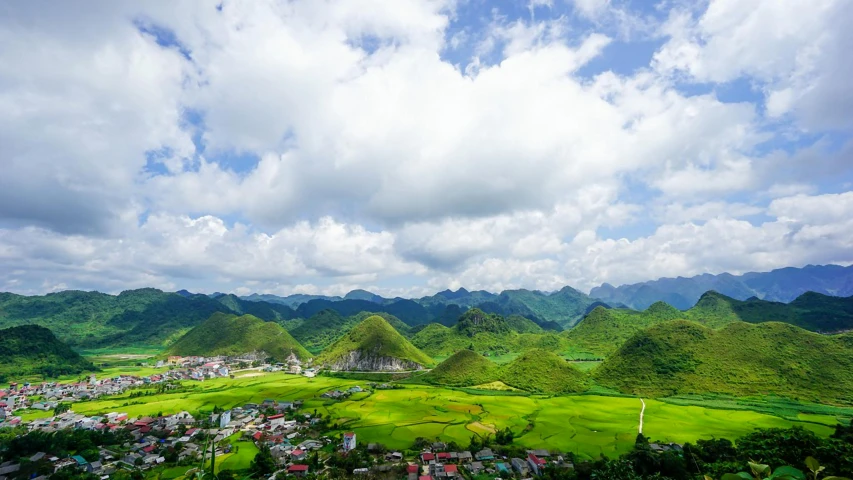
top-left (18, 370), bottom-right (851, 461)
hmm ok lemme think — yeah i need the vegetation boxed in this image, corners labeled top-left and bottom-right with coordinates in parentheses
top-left (167, 312), bottom-right (311, 361)
top-left (411, 309), bottom-right (565, 357)
top-left (0, 325), bottom-right (96, 382)
top-left (315, 315), bottom-right (434, 368)
top-left (423, 349), bottom-right (500, 386)
top-left (563, 303), bottom-right (682, 357)
top-left (499, 349), bottom-right (587, 394)
top-left (686, 291), bottom-right (853, 333)
top-left (0, 289), bottom-right (248, 347)
top-left (289, 310), bottom-right (411, 354)
top-left (594, 320), bottom-right (853, 403)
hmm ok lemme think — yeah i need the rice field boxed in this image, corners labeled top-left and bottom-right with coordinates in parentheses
top-left (48, 372), bottom-right (846, 461)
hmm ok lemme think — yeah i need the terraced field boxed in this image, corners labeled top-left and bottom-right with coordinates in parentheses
top-left (39, 372), bottom-right (847, 461)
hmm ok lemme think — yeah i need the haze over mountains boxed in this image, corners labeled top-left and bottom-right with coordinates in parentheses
top-left (591, 264), bottom-right (853, 310)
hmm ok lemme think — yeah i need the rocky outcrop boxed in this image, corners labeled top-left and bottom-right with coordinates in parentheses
top-left (326, 350), bottom-right (425, 372)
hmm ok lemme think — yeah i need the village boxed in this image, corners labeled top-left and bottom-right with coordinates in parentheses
top-left (0, 354), bottom-right (318, 420)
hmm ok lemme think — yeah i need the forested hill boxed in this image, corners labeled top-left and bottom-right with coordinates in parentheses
top-left (593, 320), bottom-right (853, 404)
top-left (167, 313), bottom-right (311, 361)
top-left (0, 289), bottom-right (235, 348)
top-left (591, 264), bottom-right (853, 310)
top-left (564, 290), bottom-right (853, 357)
top-left (0, 325), bottom-right (96, 382)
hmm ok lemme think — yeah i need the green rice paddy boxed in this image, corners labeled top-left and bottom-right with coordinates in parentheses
top-left (45, 372), bottom-right (848, 461)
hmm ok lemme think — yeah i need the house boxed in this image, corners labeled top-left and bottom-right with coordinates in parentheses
top-left (457, 451), bottom-right (473, 463)
top-left (386, 452), bottom-right (404, 462)
top-left (421, 452), bottom-right (435, 464)
top-left (268, 414), bottom-right (285, 427)
top-left (444, 464), bottom-right (458, 477)
top-left (289, 365), bottom-right (302, 375)
top-left (71, 456), bottom-right (90, 472)
top-left (527, 449), bottom-right (550, 458)
top-left (353, 467), bottom-right (369, 475)
top-left (475, 448), bottom-right (494, 461)
top-left (418, 476), bottom-right (433, 480)
top-left (428, 464), bottom-right (444, 477)
top-left (495, 462), bottom-right (510, 474)
top-left (436, 452), bottom-right (451, 462)
top-left (511, 458), bottom-right (529, 476)
top-left (467, 462), bottom-right (484, 475)
top-left (343, 432), bottom-right (356, 452)
top-left (291, 449), bottom-right (307, 461)
top-left (527, 453), bottom-right (546, 476)
top-left (287, 464), bottom-right (308, 477)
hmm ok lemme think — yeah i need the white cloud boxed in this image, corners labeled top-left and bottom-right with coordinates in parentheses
top-left (0, 0), bottom-right (852, 297)
top-left (654, 0), bottom-right (853, 130)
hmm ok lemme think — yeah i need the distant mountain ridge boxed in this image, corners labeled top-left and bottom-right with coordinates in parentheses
top-left (590, 264), bottom-right (853, 310)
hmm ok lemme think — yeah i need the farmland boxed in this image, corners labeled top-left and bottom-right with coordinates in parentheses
top-left (40, 372), bottom-right (849, 461)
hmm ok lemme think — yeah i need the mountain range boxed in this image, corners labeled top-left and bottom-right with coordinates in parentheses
top-left (590, 264), bottom-right (853, 310)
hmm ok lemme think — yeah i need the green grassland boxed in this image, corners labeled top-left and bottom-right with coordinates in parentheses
top-left (42, 372), bottom-right (847, 461)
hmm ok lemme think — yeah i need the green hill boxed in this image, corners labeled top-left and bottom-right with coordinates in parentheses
top-left (0, 288), bottom-right (246, 347)
top-left (316, 315), bottom-right (433, 371)
top-left (423, 349), bottom-right (500, 386)
top-left (593, 320), bottom-right (853, 403)
top-left (563, 302), bottom-right (682, 357)
top-left (168, 313), bottom-right (311, 361)
top-left (411, 309), bottom-right (564, 357)
top-left (289, 310), bottom-right (412, 354)
top-left (499, 349), bottom-right (587, 394)
top-left (0, 325), bottom-right (96, 382)
top-left (685, 291), bottom-right (853, 332)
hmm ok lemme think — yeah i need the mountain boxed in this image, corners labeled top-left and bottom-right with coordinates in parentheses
top-left (479, 287), bottom-right (599, 329)
top-left (417, 288), bottom-right (498, 308)
top-left (687, 290), bottom-right (853, 332)
top-left (168, 313), bottom-right (311, 360)
top-left (240, 293), bottom-right (341, 308)
top-left (590, 264), bottom-right (853, 310)
top-left (499, 349), bottom-right (587, 394)
top-left (564, 291), bottom-right (853, 358)
top-left (292, 298), bottom-right (432, 326)
top-left (0, 325), bottom-right (96, 382)
top-left (0, 288), bottom-right (236, 347)
top-left (343, 289), bottom-right (386, 303)
top-left (315, 315), bottom-right (433, 371)
top-left (410, 309), bottom-right (563, 357)
top-left (287, 309), bottom-right (412, 354)
top-left (423, 349), bottom-right (500, 386)
top-left (593, 320), bottom-right (853, 404)
top-left (214, 294), bottom-right (298, 322)
top-left (563, 302), bottom-right (682, 357)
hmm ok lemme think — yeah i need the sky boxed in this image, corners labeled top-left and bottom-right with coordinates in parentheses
top-left (1, 0), bottom-right (852, 298)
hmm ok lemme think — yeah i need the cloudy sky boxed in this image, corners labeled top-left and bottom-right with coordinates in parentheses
top-left (1, 0), bottom-right (852, 298)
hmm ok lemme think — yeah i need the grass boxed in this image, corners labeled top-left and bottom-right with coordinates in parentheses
top-left (49, 372), bottom-right (849, 462)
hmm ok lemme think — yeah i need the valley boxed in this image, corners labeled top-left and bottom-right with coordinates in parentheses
top-left (3, 269), bottom-right (853, 479)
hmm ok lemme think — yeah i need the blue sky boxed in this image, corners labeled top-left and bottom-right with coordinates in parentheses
top-left (1, 0), bottom-right (852, 298)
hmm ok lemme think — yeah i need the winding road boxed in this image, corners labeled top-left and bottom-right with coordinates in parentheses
top-left (639, 398), bottom-right (646, 434)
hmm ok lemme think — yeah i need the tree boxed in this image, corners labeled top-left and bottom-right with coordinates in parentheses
top-left (54, 403), bottom-right (71, 416)
top-left (249, 444), bottom-right (276, 478)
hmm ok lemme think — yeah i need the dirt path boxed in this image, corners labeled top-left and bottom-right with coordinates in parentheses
top-left (639, 398), bottom-right (646, 434)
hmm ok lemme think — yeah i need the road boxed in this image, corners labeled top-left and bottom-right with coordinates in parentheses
top-left (639, 398), bottom-right (646, 434)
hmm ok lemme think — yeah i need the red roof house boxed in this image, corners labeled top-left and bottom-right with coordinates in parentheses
top-left (421, 452), bottom-right (435, 462)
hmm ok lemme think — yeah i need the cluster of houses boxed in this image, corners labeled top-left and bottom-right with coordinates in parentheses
top-left (320, 385), bottom-right (364, 399)
top-left (0, 352), bottom-right (321, 422)
top-left (0, 395), bottom-right (334, 480)
top-left (409, 445), bottom-right (575, 480)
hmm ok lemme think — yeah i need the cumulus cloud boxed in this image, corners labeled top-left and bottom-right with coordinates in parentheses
top-left (1, 0), bottom-right (852, 296)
